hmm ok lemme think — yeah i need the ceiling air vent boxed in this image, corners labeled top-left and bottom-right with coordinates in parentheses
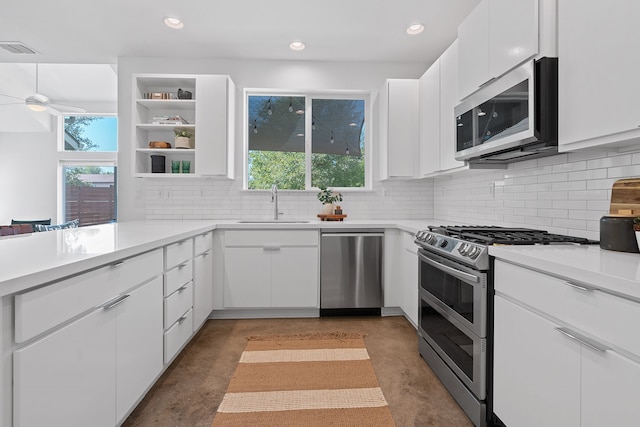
top-left (0, 42), bottom-right (37, 54)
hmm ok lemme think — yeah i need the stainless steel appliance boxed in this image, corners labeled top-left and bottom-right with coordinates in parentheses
top-left (320, 230), bottom-right (383, 316)
top-left (414, 226), bottom-right (596, 427)
top-left (455, 57), bottom-right (558, 165)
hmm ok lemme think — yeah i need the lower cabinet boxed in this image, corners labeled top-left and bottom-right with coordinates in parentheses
top-left (223, 230), bottom-right (319, 309)
top-left (400, 231), bottom-right (418, 326)
top-left (493, 260), bottom-right (640, 427)
top-left (13, 276), bottom-right (163, 427)
top-left (193, 246), bottom-right (214, 330)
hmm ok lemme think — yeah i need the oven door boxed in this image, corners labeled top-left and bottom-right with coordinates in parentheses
top-left (419, 292), bottom-right (487, 400)
top-left (418, 249), bottom-right (487, 337)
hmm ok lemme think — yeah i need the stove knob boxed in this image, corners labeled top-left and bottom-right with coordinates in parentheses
top-left (424, 234), bottom-right (435, 245)
top-left (467, 246), bottom-right (480, 259)
top-left (439, 239), bottom-right (449, 248)
top-left (458, 243), bottom-right (469, 255)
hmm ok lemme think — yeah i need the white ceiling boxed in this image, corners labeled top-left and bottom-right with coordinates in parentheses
top-left (0, 0), bottom-right (479, 65)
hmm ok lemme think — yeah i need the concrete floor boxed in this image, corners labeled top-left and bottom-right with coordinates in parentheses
top-left (122, 316), bottom-right (473, 427)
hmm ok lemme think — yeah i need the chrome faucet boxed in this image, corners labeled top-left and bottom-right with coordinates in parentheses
top-left (271, 184), bottom-right (283, 220)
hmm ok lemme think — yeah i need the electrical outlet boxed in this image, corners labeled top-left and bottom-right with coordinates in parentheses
top-left (166, 190), bottom-right (172, 199)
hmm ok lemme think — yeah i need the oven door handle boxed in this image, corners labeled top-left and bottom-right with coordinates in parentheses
top-left (419, 252), bottom-right (480, 284)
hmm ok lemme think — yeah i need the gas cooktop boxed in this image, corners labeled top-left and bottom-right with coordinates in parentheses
top-left (414, 225), bottom-right (598, 270)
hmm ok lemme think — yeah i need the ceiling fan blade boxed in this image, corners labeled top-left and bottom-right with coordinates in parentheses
top-left (0, 101), bottom-right (25, 106)
top-left (48, 103), bottom-right (86, 114)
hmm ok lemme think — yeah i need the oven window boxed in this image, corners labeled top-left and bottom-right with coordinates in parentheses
top-left (420, 258), bottom-right (474, 322)
top-left (420, 298), bottom-right (474, 381)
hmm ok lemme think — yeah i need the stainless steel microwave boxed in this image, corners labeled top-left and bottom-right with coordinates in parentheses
top-left (454, 57), bottom-right (558, 165)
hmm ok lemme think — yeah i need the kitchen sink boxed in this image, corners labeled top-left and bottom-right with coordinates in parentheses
top-left (235, 220), bottom-right (310, 223)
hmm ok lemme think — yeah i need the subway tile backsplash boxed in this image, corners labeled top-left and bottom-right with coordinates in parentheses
top-left (143, 148), bottom-right (640, 240)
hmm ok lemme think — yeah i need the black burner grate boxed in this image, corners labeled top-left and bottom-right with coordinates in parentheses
top-left (428, 225), bottom-right (596, 245)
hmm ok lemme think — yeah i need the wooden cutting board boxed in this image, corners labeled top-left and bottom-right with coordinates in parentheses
top-left (609, 177), bottom-right (640, 216)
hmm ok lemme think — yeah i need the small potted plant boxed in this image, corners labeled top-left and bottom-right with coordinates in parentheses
top-left (317, 187), bottom-right (343, 215)
top-left (174, 128), bottom-right (194, 149)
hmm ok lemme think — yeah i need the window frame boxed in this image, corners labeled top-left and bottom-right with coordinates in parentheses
top-left (56, 114), bottom-right (118, 224)
top-left (243, 89), bottom-right (372, 192)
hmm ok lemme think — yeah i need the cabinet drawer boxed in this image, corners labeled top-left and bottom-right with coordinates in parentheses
top-left (15, 249), bottom-right (163, 343)
top-left (225, 230), bottom-right (318, 247)
top-left (164, 282), bottom-right (193, 329)
top-left (163, 308), bottom-right (193, 363)
top-left (495, 260), bottom-right (640, 356)
top-left (164, 259), bottom-right (192, 296)
top-left (165, 239), bottom-right (193, 270)
top-left (194, 232), bottom-right (213, 255)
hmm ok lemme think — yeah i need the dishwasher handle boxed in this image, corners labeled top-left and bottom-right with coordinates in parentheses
top-left (322, 233), bottom-right (385, 238)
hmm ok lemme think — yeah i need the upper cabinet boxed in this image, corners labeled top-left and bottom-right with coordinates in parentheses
top-left (458, 0), bottom-right (539, 100)
top-left (418, 40), bottom-right (466, 177)
top-left (379, 79), bottom-right (419, 180)
top-left (132, 74), bottom-right (235, 178)
top-left (558, 0), bottom-right (640, 151)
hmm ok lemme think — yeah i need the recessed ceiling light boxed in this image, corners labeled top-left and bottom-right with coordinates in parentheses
top-left (164, 16), bottom-right (184, 29)
top-left (295, 109), bottom-right (305, 115)
top-left (297, 133), bottom-right (305, 137)
top-left (289, 41), bottom-right (306, 51)
top-left (406, 23), bottom-right (425, 35)
top-left (349, 122), bottom-right (358, 127)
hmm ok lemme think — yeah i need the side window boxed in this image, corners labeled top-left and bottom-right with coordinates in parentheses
top-left (60, 115), bottom-right (117, 225)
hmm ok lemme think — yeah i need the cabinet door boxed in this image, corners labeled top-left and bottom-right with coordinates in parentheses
top-left (224, 247), bottom-right (271, 307)
top-left (493, 295), bottom-right (580, 427)
top-left (558, 0), bottom-right (640, 148)
top-left (438, 40), bottom-right (466, 171)
top-left (418, 60), bottom-right (440, 176)
top-left (488, 0), bottom-right (538, 79)
top-left (272, 247), bottom-right (318, 308)
top-left (458, 0), bottom-right (489, 99)
top-left (196, 75), bottom-right (232, 177)
top-left (401, 246), bottom-right (418, 326)
top-left (582, 347), bottom-right (640, 427)
top-left (193, 249), bottom-right (214, 329)
top-left (14, 308), bottom-right (116, 427)
top-left (380, 79), bottom-right (419, 179)
top-left (115, 277), bottom-right (164, 422)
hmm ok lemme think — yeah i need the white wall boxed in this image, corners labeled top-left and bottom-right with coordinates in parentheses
top-left (0, 131), bottom-right (58, 224)
top-left (117, 57), bottom-right (431, 221)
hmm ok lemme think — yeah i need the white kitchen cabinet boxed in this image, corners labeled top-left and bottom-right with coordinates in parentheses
top-left (379, 79), bottom-right (419, 180)
top-left (132, 74), bottom-right (235, 178)
top-left (493, 259), bottom-right (640, 427)
top-left (558, 0), bottom-right (640, 151)
top-left (400, 231), bottom-right (418, 326)
top-left (438, 41), bottom-right (466, 171)
top-left (193, 232), bottom-right (214, 330)
top-left (493, 294), bottom-right (581, 427)
top-left (418, 59), bottom-right (440, 177)
top-left (115, 276), bottom-right (164, 423)
top-left (14, 305), bottom-right (117, 427)
top-left (223, 230), bottom-right (319, 309)
top-left (458, 0), bottom-right (539, 100)
top-left (418, 40), bottom-right (466, 177)
top-left (13, 275), bottom-right (163, 427)
top-left (272, 247), bottom-right (318, 308)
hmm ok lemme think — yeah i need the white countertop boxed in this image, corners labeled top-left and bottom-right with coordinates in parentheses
top-left (0, 219), bottom-right (430, 297)
top-left (489, 244), bottom-right (640, 301)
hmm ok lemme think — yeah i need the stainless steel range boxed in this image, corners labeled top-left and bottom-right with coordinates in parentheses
top-left (414, 226), bottom-right (596, 427)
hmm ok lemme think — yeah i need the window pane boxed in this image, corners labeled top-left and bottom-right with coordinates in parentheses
top-left (248, 96), bottom-right (305, 189)
top-left (64, 116), bottom-right (117, 152)
top-left (63, 166), bottom-right (117, 226)
top-left (311, 99), bottom-right (365, 188)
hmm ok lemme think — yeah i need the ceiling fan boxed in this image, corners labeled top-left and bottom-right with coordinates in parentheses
top-left (0, 64), bottom-right (86, 115)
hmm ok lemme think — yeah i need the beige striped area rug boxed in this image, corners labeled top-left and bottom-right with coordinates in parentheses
top-left (211, 332), bottom-right (396, 427)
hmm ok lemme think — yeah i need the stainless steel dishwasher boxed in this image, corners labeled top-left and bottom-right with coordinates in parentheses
top-left (320, 230), bottom-right (384, 316)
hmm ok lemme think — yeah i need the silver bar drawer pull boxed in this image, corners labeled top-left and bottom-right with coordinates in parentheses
top-left (563, 281), bottom-right (594, 292)
top-left (111, 261), bottom-right (125, 268)
top-left (555, 327), bottom-right (609, 352)
top-left (178, 315), bottom-right (188, 323)
top-left (178, 262), bottom-right (189, 269)
top-left (102, 294), bottom-right (130, 310)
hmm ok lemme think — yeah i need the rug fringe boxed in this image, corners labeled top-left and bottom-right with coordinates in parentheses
top-left (246, 331), bottom-right (367, 341)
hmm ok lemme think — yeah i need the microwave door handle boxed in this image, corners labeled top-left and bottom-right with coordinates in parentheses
top-left (418, 253), bottom-right (480, 284)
